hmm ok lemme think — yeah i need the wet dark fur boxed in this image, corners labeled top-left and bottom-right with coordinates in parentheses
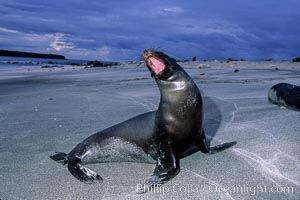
top-left (268, 83), bottom-right (300, 111)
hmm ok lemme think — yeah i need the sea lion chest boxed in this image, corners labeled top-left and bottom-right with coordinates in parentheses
top-left (156, 78), bottom-right (203, 151)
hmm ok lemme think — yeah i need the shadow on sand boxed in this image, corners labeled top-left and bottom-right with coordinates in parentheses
top-left (203, 96), bottom-right (237, 154)
top-left (203, 96), bottom-right (222, 146)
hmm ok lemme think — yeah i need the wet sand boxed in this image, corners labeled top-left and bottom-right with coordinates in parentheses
top-left (0, 61), bottom-right (299, 200)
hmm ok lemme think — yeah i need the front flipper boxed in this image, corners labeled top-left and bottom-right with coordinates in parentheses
top-left (137, 143), bottom-right (180, 194)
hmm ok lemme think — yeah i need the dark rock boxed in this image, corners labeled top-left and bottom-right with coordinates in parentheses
top-left (41, 65), bottom-right (64, 68)
top-left (226, 58), bottom-right (238, 62)
top-left (192, 56), bottom-right (197, 61)
top-left (264, 58), bottom-right (273, 61)
top-left (86, 60), bottom-right (120, 68)
top-left (70, 62), bottom-right (84, 66)
top-left (234, 69), bottom-right (239, 73)
top-left (198, 64), bottom-right (208, 69)
top-left (87, 60), bottom-right (105, 67)
top-left (200, 73), bottom-right (208, 78)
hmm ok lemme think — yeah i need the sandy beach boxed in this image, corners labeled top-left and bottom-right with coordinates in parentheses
top-left (0, 61), bottom-right (299, 200)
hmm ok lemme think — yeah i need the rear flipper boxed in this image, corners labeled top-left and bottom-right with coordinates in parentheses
top-left (209, 141), bottom-right (237, 154)
top-left (195, 130), bottom-right (236, 154)
top-left (68, 161), bottom-right (103, 184)
top-left (50, 152), bottom-right (103, 184)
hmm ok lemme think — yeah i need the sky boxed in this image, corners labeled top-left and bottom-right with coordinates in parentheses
top-left (0, 0), bottom-right (299, 61)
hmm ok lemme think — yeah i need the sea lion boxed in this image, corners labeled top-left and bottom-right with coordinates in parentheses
top-left (268, 82), bottom-right (300, 111)
top-left (50, 49), bottom-right (236, 193)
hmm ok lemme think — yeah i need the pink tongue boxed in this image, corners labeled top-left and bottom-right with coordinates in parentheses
top-left (148, 57), bottom-right (165, 74)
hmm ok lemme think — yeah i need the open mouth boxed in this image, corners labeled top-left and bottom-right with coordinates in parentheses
top-left (147, 56), bottom-right (165, 75)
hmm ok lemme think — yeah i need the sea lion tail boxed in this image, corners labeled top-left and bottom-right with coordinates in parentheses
top-left (209, 141), bottom-right (237, 154)
top-left (50, 152), bottom-right (68, 165)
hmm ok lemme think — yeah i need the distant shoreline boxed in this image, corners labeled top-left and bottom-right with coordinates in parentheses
top-left (0, 49), bottom-right (65, 60)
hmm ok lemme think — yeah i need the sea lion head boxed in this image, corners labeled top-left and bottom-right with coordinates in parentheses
top-left (142, 49), bottom-right (177, 79)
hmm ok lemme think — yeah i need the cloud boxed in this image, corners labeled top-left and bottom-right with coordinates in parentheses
top-left (48, 33), bottom-right (75, 51)
top-left (161, 6), bottom-right (183, 13)
top-left (95, 46), bottom-right (111, 59)
top-left (0, 27), bottom-right (19, 33)
top-left (0, 0), bottom-right (299, 60)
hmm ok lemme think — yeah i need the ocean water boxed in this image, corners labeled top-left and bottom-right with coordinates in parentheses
top-left (0, 56), bottom-right (88, 71)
